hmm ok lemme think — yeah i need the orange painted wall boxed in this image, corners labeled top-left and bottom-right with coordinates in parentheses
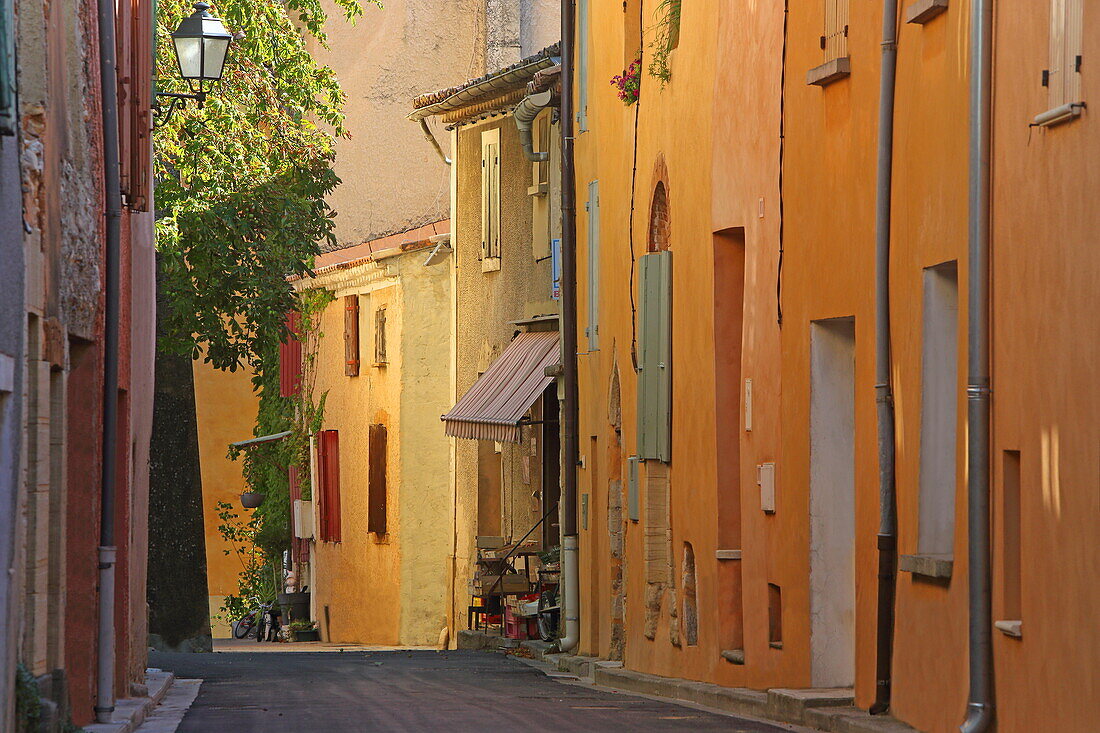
top-left (192, 360), bottom-right (259, 636)
top-left (986, 3), bottom-right (1100, 731)
top-left (572, 0), bottom-right (801, 690)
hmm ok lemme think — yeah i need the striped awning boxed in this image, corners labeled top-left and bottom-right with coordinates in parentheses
top-left (443, 332), bottom-right (560, 443)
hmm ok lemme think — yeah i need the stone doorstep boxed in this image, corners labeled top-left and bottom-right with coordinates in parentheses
top-left (567, 662), bottom-right (915, 733)
top-left (83, 670), bottom-right (176, 733)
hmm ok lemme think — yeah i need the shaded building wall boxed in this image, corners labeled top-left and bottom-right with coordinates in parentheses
top-left (0, 121), bottom-right (26, 732)
top-left (11, 0), bottom-right (155, 725)
top-left (450, 115), bottom-right (558, 636)
top-left (306, 0), bottom-right (483, 249)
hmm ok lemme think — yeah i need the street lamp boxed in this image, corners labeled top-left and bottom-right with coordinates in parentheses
top-left (155, 2), bottom-right (233, 125)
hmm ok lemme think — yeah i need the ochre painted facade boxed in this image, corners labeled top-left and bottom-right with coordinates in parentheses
top-left (192, 362), bottom-right (259, 637)
top-left (293, 233), bottom-right (453, 646)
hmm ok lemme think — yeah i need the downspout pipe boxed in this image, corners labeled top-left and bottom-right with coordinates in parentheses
top-left (870, 0), bottom-right (900, 716)
top-left (419, 118), bottom-right (451, 165)
top-left (514, 90), bottom-right (553, 162)
top-left (962, 0), bottom-right (994, 727)
top-left (95, 0), bottom-right (123, 722)
top-left (555, 0), bottom-right (580, 654)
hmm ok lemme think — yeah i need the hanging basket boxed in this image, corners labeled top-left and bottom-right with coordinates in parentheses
top-left (240, 492), bottom-right (266, 509)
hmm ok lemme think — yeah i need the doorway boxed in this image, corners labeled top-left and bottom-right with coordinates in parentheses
top-left (809, 317), bottom-right (856, 687)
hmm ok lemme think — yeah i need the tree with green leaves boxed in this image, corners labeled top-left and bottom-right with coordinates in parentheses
top-left (154, 0), bottom-right (372, 372)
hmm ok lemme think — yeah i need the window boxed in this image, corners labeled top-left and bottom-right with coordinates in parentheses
top-left (279, 312), bottom-right (303, 398)
top-left (316, 430), bottom-right (341, 542)
top-left (586, 180), bottom-right (600, 351)
top-left (822, 0), bottom-right (849, 63)
top-left (374, 306), bottom-right (387, 365)
top-left (0, 0), bottom-right (15, 135)
top-left (917, 261), bottom-right (959, 557)
top-left (1045, 0), bottom-right (1083, 110)
top-left (344, 295), bottom-right (360, 376)
top-left (637, 251), bottom-right (672, 462)
top-left (368, 423), bottom-right (388, 535)
top-left (481, 128), bottom-right (501, 268)
top-left (577, 0), bottom-right (590, 131)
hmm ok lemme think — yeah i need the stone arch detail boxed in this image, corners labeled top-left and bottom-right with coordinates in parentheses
top-left (682, 542), bottom-right (699, 646)
top-left (647, 155), bottom-right (671, 252)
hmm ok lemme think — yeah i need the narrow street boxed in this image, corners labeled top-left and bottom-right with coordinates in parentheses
top-left (148, 650), bottom-right (800, 733)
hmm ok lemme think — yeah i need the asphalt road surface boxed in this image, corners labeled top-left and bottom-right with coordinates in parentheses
top-left (150, 649), bottom-right (796, 732)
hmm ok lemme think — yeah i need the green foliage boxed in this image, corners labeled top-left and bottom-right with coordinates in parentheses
top-left (14, 664), bottom-right (39, 733)
top-left (154, 0), bottom-right (377, 371)
top-left (226, 288), bottom-right (332, 560)
top-left (648, 0), bottom-right (681, 86)
top-left (213, 500), bottom-right (281, 622)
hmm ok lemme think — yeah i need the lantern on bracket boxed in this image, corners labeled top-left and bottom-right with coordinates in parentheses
top-left (154, 2), bottom-right (234, 126)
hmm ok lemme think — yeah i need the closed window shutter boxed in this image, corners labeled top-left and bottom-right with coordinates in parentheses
top-left (344, 295), bottom-right (360, 376)
top-left (637, 251), bottom-right (673, 462)
top-left (481, 129), bottom-right (501, 261)
top-left (587, 180), bottom-right (600, 351)
top-left (368, 424), bottom-right (388, 535)
top-left (280, 312), bottom-right (303, 398)
top-left (374, 306), bottom-right (387, 364)
top-left (482, 142), bottom-right (490, 259)
top-left (0, 0), bottom-right (14, 135)
top-left (128, 0), bottom-right (153, 210)
top-left (317, 430), bottom-right (341, 542)
top-left (490, 142), bottom-right (501, 259)
top-left (823, 0), bottom-right (848, 62)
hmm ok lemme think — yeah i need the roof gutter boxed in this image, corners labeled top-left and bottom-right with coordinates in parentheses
top-left (419, 118), bottom-right (451, 165)
top-left (514, 89), bottom-right (553, 162)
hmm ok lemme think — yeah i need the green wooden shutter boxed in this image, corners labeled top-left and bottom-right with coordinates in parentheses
top-left (577, 0), bottom-right (589, 131)
top-left (586, 180), bottom-right (600, 351)
top-left (0, 0), bottom-right (15, 135)
top-left (637, 251), bottom-right (672, 461)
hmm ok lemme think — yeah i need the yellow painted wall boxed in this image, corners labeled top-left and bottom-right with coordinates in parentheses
top-left (299, 247), bottom-right (452, 645)
top-left (192, 360), bottom-right (259, 637)
top-left (449, 113), bottom-right (560, 634)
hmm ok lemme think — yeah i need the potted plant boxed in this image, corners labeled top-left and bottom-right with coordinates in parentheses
top-left (611, 56), bottom-right (642, 105)
top-left (239, 491), bottom-right (266, 509)
top-left (288, 619), bottom-right (320, 642)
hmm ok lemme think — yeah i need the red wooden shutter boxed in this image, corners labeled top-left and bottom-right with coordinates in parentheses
top-left (368, 424), bottom-right (387, 535)
top-left (128, 0), bottom-right (153, 211)
top-left (344, 295), bottom-right (360, 376)
top-left (280, 312), bottom-right (303, 397)
top-left (318, 430), bottom-right (341, 542)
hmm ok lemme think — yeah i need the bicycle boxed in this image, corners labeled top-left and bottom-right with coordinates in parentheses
top-left (232, 597), bottom-right (278, 641)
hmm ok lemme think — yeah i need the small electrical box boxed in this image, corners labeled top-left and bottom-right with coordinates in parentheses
top-left (758, 463), bottom-right (776, 514)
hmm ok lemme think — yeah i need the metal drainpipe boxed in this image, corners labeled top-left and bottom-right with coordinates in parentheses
top-left (94, 0), bottom-right (123, 721)
top-left (870, 0), bottom-right (900, 716)
top-left (514, 90), bottom-right (553, 162)
top-left (555, 0), bottom-right (580, 654)
top-left (961, 0), bottom-right (994, 726)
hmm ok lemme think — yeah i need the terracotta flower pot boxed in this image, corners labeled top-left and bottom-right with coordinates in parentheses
top-left (240, 492), bottom-right (266, 509)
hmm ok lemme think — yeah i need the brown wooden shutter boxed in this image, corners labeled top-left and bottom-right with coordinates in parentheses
top-left (344, 295), bottom-right (360, 376)
top-left (374, 306), bottom-right (387, 365)
top-left (368, 424), bottom-right (388, 535)
top-left (128, 0), bottom-right (152, 211)
top-left (317, 430), bottom-right (341, 542)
